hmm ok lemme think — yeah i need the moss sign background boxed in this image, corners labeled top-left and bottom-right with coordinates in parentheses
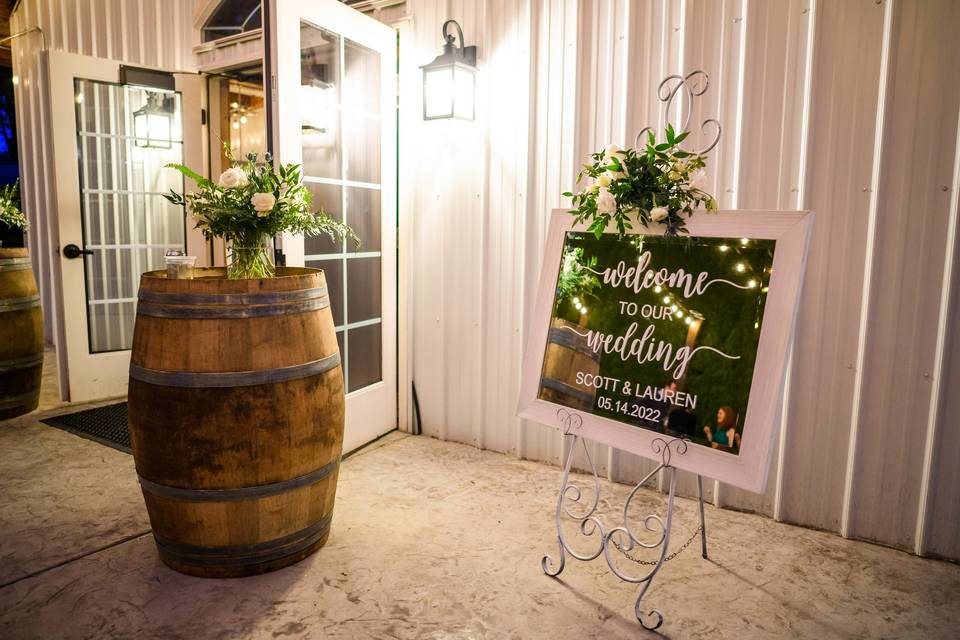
top-left (538, 232), bottom-right (776, 455)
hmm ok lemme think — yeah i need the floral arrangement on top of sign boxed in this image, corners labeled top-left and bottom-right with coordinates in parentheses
top-left (0, 181), bottom-right (27, 232)
top-left (565, 124), bottom-right (718, 238)
top-left (164, 147), bottom-right (356, 279)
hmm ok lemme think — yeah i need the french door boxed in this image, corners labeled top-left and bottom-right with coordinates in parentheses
top-left (48, 52), bottom-right (204, 402)
top-left (268, 0), bottom-right (398, 452)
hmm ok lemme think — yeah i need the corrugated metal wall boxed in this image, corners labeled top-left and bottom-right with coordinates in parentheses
top-left (403, 0), bottom-right (960, 561)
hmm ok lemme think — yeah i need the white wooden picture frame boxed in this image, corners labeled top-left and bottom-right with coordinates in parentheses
top-left (517, 209), bottom-right (814, 493)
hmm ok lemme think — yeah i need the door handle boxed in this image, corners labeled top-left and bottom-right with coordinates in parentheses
top-left (63, 244), bottom-right (94, 259)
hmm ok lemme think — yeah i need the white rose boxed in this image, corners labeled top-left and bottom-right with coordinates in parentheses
top-left (250, 192), bottom-right (276, 216)
top-left (650, 206), bottom-right (669, 222)
top-left (218, 167), bottom-right (247, 189)
top-left (597, 173), bottom-right (612, 188)
top-left (604, 144), bottom-right (623, 159)
top-left (596, 188), bottom-right (616, 214)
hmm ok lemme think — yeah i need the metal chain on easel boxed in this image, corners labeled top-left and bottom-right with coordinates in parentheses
top-left (612, 524), bottom-right (703, 566)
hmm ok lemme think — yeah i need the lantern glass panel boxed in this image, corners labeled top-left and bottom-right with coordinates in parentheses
top-left (453, 64), bottom-right (475, 120)
top-left (423, 65), bottom-right (454, 120)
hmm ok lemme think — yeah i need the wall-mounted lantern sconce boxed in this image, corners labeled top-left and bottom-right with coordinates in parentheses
top-left (133, 91), bottom-right (174, 149)
top-left (421, 19), bottom-right (477, 121)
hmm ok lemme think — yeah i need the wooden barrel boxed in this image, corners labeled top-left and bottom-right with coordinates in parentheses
top-left (0, 248), bottom-right (43, 420)
top-left (538, 317), bottom-right (600, 411)
top-left (127, 267), bottom-right (344, 578)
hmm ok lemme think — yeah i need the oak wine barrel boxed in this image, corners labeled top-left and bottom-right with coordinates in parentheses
top-left (0, 248), bottom-right (43, 420)
top-left (127, 267), bottom-right (344, 578)
top-left (538, 317), bottom-right (600, 411)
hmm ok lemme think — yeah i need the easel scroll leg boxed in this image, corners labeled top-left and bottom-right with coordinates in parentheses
top-left (541, 432), bottom-right (578, 577)
top-left (630, 464), bottom-right (678, 631)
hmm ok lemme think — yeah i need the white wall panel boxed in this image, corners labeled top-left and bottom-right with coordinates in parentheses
top-left (518, 0), bottom-right (580, 467)
top-left (846, 0), bottom-right (960, 551)
top-left (924, 237), bottom-right (960, 559)
top-left (777, 0), bottom-right (885, 533)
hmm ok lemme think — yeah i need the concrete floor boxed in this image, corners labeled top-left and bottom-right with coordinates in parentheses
top-left (1, 357), bottom-right (959, 639)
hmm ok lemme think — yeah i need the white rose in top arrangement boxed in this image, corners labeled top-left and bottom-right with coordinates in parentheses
top-left (603, 144), bottom-right (623, 159)
top-left (596, 188), bottom-right (616, 214)
top-left (218, 167), bottom-right (247, 188)
top-left (604, 145), bottom-right (627, 179)
top-left (250, 192), bottom-right (277, 216)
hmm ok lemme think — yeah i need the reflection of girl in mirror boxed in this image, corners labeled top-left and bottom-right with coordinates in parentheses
top-left (704, 406), bottom-right (737, 451)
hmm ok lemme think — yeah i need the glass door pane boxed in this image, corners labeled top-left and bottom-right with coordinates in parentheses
top-left (300, 21), bottom-right (383, 393)
top-left (74, 79), bottom-right (185, 353)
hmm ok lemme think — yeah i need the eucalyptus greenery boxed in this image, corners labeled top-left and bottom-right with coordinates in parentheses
top-left (0, 181), bottom-right (27, 231)
top-left (564, 124), bottom-right (718, 238)
top-left (164, 148), bottom-right (356, 279)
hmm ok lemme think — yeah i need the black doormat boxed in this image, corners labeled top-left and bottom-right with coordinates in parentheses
top-left (41, 402), bottom-right (132, 454)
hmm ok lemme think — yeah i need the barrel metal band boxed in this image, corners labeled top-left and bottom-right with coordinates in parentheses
top-left (138, 285), bottom-right (327, 306)
top-left (136, 295), bottom-right (329, 319)
top-left (548, 327), bottom-right (601, 360)
top-left (0, 294), bottom-right (40, 312)
top-left (138, 456), bottom-right (340, 502)
top-left (539, 378), bottom-right (597, 405)
top-left (0, 390), bottom-right (40, 410)
top-left (129, 351), bottom-right (340, 388)
top-left (0, 257), bottom-right (32, 272)
top-left (0, 352), bottom-right (44, 373)
top-left (153, 513), bottom-right (332, 567)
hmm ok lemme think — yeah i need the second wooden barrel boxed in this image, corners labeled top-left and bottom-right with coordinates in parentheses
top-left (127, 267), bottom-right (344, 578)
top-left (0, 248), bottom-right (43, 420)
top-left (538, 317), bottom-right (600, 411)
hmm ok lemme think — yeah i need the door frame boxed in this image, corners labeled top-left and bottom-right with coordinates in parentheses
top-left (266, 0), bottom-right (403, 450)
top-left (46, 50), bottom-right (206, 401)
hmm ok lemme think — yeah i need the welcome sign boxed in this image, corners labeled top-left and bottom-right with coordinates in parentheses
top-left (518, 210), bottom-right (813, 492)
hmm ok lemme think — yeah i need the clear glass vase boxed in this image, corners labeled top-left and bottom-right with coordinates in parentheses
top-left (228, 234), bottom-right (275, 280)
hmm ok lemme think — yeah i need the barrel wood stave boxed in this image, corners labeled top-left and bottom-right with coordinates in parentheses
top-left (0, 248), bottom-right (43, 420)
top-left (128, 267), bottom-right (344, 578)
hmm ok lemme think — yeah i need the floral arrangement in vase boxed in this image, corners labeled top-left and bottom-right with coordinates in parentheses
top-left (0, 181), bottom-right (27, 233)
top-left (164, 150), bottom-right (356, 279)
top-left (564, 124), bottom-right (718, 238)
